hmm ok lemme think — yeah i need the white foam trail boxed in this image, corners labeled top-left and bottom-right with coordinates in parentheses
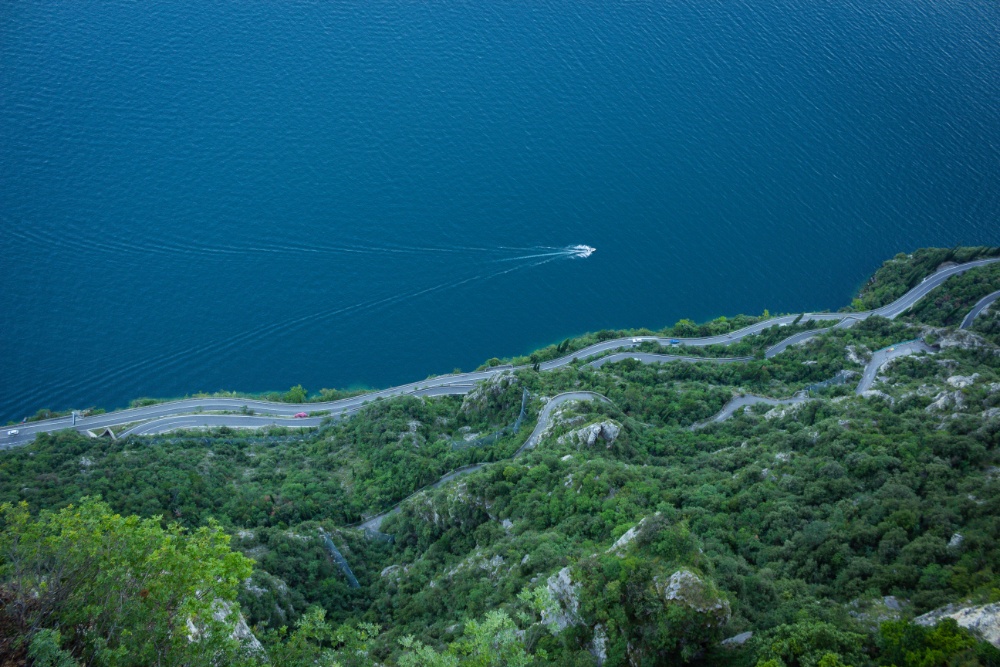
top-left (24, 253), bottom-right (561, 407)
top-left (495, 251), bottom-right (575, 262)
top-left (2, 225), bottom-right (591, 264)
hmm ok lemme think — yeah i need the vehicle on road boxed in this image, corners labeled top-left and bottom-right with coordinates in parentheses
top-left (7, 430), bottom-right (19, 437)
top-left (888, 347), bottom-right (895, 352)
top-left (631, 338), bottom-right (641, 343)
top-left (670, 339), bottom-right (680, 345)
top-left (294, 412), bottom-right (308, 418)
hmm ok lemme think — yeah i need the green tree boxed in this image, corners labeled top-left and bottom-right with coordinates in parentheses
top-left (752, 621), bottom-right (869, 667)
top-left (265, 606), bottom-right (380, 667)
top-left (0, 498), bottom-right (255, 667)
top-left (284, 384), bottom-right (309, 403)
top-left (398, 610), bottom-right (536, 667)
top-left (877, 619), bottom-right (1000, 667)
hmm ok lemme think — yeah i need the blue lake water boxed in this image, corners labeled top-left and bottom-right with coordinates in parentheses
top-left (2, 0), bottom-right (999, 420)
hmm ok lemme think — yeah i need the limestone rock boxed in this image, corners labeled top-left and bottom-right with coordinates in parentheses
top-left (847, 595), bottom-right (907, 630)
top-left (461, 372), bottom-right (519, 413)
top-left (590, 624), bottom-right (608, 666)
top-left (764, 402), bottom-right (804, 420)
top-left (933, 329), bottom-right (993, 352)
top-left (543, 567), bottom-right (582, 632)
top-left (559, 420), bottom-right (621, 448)
top-left (861, 390), bottom-right (895, 404)
top-left (926, 390), bottom-right (966, 412)
top-left (846, 345), bottom-right (872, 365)
top-left (607, 516), bottom-right (653, 555)
top-left (187, 600), bottom-right (264, 655)
top-left (720, 631), bottom-right (753, 647)
top-left (655, 569), bottom-right (731, 626)
top-left (914, 602), bottom-right (1000, 648)
top-left (947, 374), bottom-right (979, 388)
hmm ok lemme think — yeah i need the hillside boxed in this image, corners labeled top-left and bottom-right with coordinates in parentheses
top-left (2, 248), bottom-right (1000, 666)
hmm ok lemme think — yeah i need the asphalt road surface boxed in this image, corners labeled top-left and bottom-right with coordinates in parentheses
top-left (960, 290), bottom-right (1000, 330)
top-left (588, 352), bottom-right (753, 368)
top-left (692, 393), bottom-right (810, 429)
top-left (855, 341), bottom-right (936, 394)
top-left (4, 257), bottom-right (996, 447)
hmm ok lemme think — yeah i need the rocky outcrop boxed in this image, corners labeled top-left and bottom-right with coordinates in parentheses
top-left (931, 328), bottom-right (994, 353)
top-left (846, 345), bottom-right (872, 365)
top-left (720, 631), bottom-right (753, 647)
top-left (607, 516), bottom-right (656, 555)
top-left (559, 420), bottom-right (621, 448)
top-left (764, 402), bottom-right (804, 420)
top-left (461, 372), bottom-right (519, 413)
top-left (543, 567), bottom-right (582, 632)
top-left (847, 596), bottom-right (907, 630)
top-left (590, 625), bottom-right (608, 666)
top-left (914, 602), bottom-right (1000, 647)
top-left (860, 390), bottom-right (895, 404)
top-left (398, 419), bottom-right (422, 447)
top-left (926, 390), bottom-right (966, 412)
top-left (947, 374), bottom-right (979, 388)
top-left (381, 564), bottom-right (410, 581)
top-left (186, 600), bottom-right (264, 655)
top-left (655, 569), bottom-right (731, 627)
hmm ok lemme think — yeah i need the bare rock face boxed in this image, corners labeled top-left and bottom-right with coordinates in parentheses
top-left (461, 372), bottom-right (518, 413)
top-left (543, 567), bottom-right (582, 632)
top-left (607, 515), bottom-right (658, 555)
top-left (947, 374), bottom-right (980, 388)
top-left (913, 602), bottom-right (1000, 648)
top-left (381, 564), bottom-right (410, 581)
top-left (590, 624), bottom-right (608, 666)
top-left (847, 595), bottom-right (908, 630)
top-left (860, 390), bottom-right (895, 404)
top-left (654, 569), bottom-right (731, 627)
top-left (186, 600), bottom-right (264, 655)
top-left (764, 402), bottom-right (804, 420)
top-left (926, 390), bottom-right (967, 412)
top-left (559, 420), bottom-right (621, 448)
top-left (720, 631), bottom-right (753, 647)
top-left (933, 329), bottom-right (994, 352)
top-left (846, 345), bottom-right (872, 365)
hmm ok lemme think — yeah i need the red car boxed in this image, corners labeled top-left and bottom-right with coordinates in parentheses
top-left (293, 412), bottom-right (308, 418)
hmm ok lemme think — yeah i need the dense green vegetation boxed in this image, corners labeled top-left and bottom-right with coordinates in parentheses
top-left (904, 263), bottom-right (1000, 328)
top-left (972, 304), bottom-right (1000, 348)
top-left (853, 246), bottom-right (1000, 311)
top-left (3, 248), bottom-right (1000, 666)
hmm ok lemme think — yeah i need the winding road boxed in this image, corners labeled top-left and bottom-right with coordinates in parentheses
top-left (3, 256), bottom-right (997, 449)
top-left (960, 290), bottom-right (1000, 330)
top-left (691, 338), bottom-right (937, 427)
top-left (854, 340), bottom-right (936, 394)
top-left (588, 352), bottom-right (754, 368)
top-left (691, 393), bottom-right (809, 429)
top-left (356, 391), bottom-right (609, 532)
